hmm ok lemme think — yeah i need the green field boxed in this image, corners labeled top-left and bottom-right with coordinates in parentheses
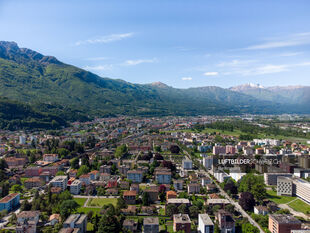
top-left (288, 199), bottom-right (310, 214)
top-left (165, 128), bottom-right (308, 143)
top-left (266, 190), bottom-right (296, 204)
top-left (88, 198), bottom-right (118, 207)
top-left (74, 197), bottom-right (87, 207)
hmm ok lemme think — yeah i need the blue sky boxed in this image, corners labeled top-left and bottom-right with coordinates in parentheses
top-left (0, 0), bottom-right (310, 88)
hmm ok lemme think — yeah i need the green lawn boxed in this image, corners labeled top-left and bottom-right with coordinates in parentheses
top-left (267, 190), bottom-right (296, 204)
top-left (74, 198), bottom-right (100, 214)
top-left (288, 199), bottom-right (310, 214)
top-left (88, 198), bottom-right (118, 207)
top-left (74, 197), bottom-right (87, 207)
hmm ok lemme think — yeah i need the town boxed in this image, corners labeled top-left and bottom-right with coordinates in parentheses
top-left (0, 115), bottom-right (310, 233)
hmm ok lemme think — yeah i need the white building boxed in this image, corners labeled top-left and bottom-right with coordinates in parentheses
top-left (202, 157), bottom-right (213, 170)
top-left (182, 159), bottom-right (193, 170)
top-left (214, 171), bottom-right (230, 183)
top-left (70, 180), bottom-right (82, 195)
top-left (198, 214), bottom-right (214, 233)
top-left (19, 136), bottom-right (26, 145)
top-left (277, 176), bottom-right (293, 196)
top-left (50, 176), bottom-right (68, 191)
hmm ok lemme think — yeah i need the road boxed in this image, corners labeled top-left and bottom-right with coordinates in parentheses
top-left (204, 170), bottom-right (265, 233)
top-left (183, 150), bottom-right (265, 233)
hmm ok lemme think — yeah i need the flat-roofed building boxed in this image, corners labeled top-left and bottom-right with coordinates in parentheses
top-left (143, 217), bottom-right (159, 233)
top-left (268, 214), bottom-right (301, 233)
top-left (277, 176), bottom-right (293, 196)
top-left (127, 170), bottom-right (144, 183)
top-left (63, 214), bottom-right (87, 233)
top-left (173, 214), bottom-right (191, 233)
top-left (198, 214), bottom-right (214, 233)
top-left (264, 173), bottom-right (292, 186)
top-left (70, 180), bottom-right (82, 195)
top-left (0, 193), bottom-right (20, 212)
top-left (293, 178), bottom-right (310, 203)
top-left (50, 176), bottom-right (68, 191)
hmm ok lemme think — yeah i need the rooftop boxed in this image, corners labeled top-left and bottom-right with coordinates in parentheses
top-left (144, 217), bottom-right (159, 225)
top-left (270, 214), bottom-right (301, 224)
top-left (199, 214), bottom-right (214, 225)
top-left (0, 193), bottom-right (19, 203)
top-left (173, 214), bottom-right (191, 223)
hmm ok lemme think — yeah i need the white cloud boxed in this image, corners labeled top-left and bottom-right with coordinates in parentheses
top-left (203, 72), bottom-right (218, 76)
top-left (181, 77), bottom-right (192, 81)
top-left (124, 58), bottom-right (157, 66)
top-left (222, 61), bottom-right (310, 76)
top-left (244, 32), bottom-right (310, 50)
top-left (75, 33), bottom-right (134, 46)
top-left (83, 65), bottom-right (113, 71)
top-left (217, 59), bottom-right (257, 67)
top-left (278, 52), bottom-right (303, 57)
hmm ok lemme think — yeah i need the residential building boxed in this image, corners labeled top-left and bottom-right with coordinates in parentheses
top-left (198, 214), bottom-right (214, 233)
top-left (50, 176), bottom-right (68, 191)
top-left (79, 174), bottom-right (91, 186)
top-left (144, 189), bottom-right (158, 203)
top-left (166, 190), bottom-right (177, 200)
top-left (155, 170), bottom-right (171, 184)
top-left (63, 214), bottom-right (87, 233)
top-left (123, 190), bottom-right (137, 205)
top-left (17, 211), bottom-right (40, 225)
top-left (216, 210), bottom-right (235, 233)
top-left (213, 146), bottom-right (226, 155)
top-left (188, 183), bottom-right (200, 194)
top-left (70, 180), bottom-right (82, 195)
top-left (0, 193), bottom-right (20, 212)
top-left (173, 180), bottom-right (183, 191)
top-left (123, 219), bottom-right (138, 232)
top-left (226, 145), bottom-right (236, 155)
top-left (127, 170), bottom-right (144, 183)
top-left (254, 206), bottom-right (268, 216)
top-left (268, 214), bottom-right (301, 233)
top-left (173, 214), bottom-right (191, 233)
top-left (24, 177), bottom-right (43, 189)
top-left (143, 217), bottom-right (159, 233)
top-left (182, 159), bottom-right (193, 170)
top-left (43, 154), bottom-right (59, 162)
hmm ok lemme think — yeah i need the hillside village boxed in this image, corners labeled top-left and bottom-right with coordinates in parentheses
top-left (0, 116), bottom-right (310, 233)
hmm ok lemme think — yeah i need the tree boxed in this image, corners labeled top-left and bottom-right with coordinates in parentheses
top-left (56, 171), bottom-right (65, 176)
top-left (169, 145), bottom-right (180, 154)
top-left (189, 206), bottom-right (199, 218)
top-left (116, 196), bottom-right (127, 210)
top-left (142, 192), bottom-right (150, 206)
top-left (115, 144), bottom-right (128, 158)
top-left (178, 204), bottom-right (188, 214)
top-left (252, 183), bottom-right (267, 204)
top-left (239, 192), bottom-right (255, 211)
top-left (238, 173), bottom-right (265, 194)
top-left (77, 165), bottom-right (89, 177)
top-left (223, 180), bottom-right (238, 195)
top-left (11, 184), bottom-right (23, 193)
top-left (242, 222), bottom-right (259, 233)
top-left (70, 157), bottom-right (79, 169)
top-left (60, 200), bottom-right (79, 218)
top-left (166, 204), bottom-right (178, 217)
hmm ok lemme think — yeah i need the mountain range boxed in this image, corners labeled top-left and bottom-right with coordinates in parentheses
top-left (0, 41), bottom-right (309, 129)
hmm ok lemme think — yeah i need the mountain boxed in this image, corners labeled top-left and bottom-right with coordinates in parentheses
top-left (230, 83), bottom-right (310, 112)
top-left (0, 97), bottom-right (66, 130)
top-left (0, 41), bottom-right (308, 129)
